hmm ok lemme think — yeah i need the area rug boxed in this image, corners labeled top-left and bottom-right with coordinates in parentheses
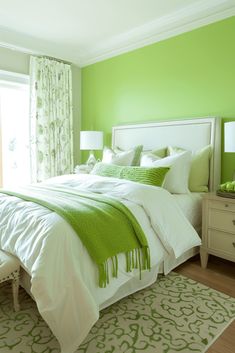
top-left (0, 272), bottom-right (234, 353)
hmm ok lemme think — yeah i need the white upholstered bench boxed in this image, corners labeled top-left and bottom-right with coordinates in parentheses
top-left (0, 250), bottom-right (20, 311)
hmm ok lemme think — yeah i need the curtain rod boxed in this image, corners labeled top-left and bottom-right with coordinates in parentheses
top-left (36, 54), bottom-right (72, 65)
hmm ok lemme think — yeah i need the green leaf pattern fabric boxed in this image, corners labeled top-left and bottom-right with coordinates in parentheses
top-left (30, 56), bottom-right (73, 182)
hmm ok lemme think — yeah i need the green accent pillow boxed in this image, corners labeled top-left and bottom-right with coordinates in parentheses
top-left (131, 145), bottom-right (144, 166)
top-left (91, 163), bottom-right (169, 187)
top-left (141, 147), bottom-right (167, 160)
top-left (167, 145), bottom-right (212, 192)
top-left (152, 147), bottom-right (167, 158)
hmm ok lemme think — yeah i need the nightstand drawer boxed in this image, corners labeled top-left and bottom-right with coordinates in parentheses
top-left (208, 229), bottom-right (235, 258)
top-left (208, 208), bottom-right (235, 233)
top-left (209, 199), bottom-right (235, 212)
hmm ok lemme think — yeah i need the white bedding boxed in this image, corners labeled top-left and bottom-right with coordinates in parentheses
top-left (172, 192), bottom-right (202, 231)
top-left (0, 174), bottom-right (201, 353)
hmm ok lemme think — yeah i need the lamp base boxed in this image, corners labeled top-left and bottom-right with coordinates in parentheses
top-left (86, 151), bottom-right (97, 169)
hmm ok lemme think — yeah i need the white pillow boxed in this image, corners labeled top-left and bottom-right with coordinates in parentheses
top-left (140, 151), bottom-right (191, 194)
top-left (102, 145), bottom-right (143, 166)
top-left (102, 147), bottom-right (135, 166)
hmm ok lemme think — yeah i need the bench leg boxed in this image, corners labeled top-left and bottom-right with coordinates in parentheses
top-left (12, 278), bottom-right (20, 312)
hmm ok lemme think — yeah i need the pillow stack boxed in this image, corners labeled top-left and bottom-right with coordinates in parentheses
top-left (99, 143), bottom-right (212, 193)
top-left (141, 150), bottom-right (191, 194)
top-left (167, 145), bottom-right (212, 192)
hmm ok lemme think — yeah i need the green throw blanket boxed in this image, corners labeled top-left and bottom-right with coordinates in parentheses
top-left (0, 185), bottom-right (150, 287)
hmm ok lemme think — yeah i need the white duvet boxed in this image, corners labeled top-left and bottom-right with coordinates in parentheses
top-left (0, 174), bottom-right (201, 353)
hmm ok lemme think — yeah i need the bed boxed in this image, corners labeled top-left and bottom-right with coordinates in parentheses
top-left (0, 117), bottom-right (221, 353)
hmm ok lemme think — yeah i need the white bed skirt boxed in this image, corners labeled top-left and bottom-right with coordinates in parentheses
top-left (20, 245), bottom-right (199, 308)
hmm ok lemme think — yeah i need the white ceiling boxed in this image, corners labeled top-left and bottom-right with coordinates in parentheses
top-left (0, 0), bottom-right (234, 67)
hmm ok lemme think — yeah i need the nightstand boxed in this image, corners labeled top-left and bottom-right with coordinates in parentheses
top-left (200, 192), bottom-right (235, 268)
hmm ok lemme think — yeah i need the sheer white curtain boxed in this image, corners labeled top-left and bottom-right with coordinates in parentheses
top-left (0, 76), bottom-right (30, 187)
top-left (30, 56), bottom-right (73, 182)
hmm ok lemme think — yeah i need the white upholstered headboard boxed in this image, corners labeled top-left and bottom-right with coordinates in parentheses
top-left (112, 117), bottom-right (221, 191)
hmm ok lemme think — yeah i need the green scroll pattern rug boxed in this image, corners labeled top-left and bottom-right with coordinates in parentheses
top-left (0, 272), bottom-right (234, 353)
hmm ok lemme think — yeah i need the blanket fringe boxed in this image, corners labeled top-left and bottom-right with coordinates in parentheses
top-left (98, 247), bottom-right (150, 288)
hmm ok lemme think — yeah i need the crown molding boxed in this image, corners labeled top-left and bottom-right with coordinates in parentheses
top-left (0, 26), bottom-right (79, 65)
top-left (0, 0), bottom-right (234, 67)
top-left (79, 0), bottom-right (235, 67)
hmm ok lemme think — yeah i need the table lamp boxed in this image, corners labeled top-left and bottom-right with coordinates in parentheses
top-left (224, 121), bottom-right (235, 181)
top-left (80, 131), bottom-right (103, 168)
top-left (216, 121), bottom-right (235, 197)
top-left (224, 122), bottom-right (235, 153)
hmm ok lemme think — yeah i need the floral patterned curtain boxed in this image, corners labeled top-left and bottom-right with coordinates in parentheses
top-left (30, 56), bottom-right (73, 182)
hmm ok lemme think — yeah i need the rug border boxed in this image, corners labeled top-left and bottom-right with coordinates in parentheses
top-left (201, 318), bottom-right (234, 353)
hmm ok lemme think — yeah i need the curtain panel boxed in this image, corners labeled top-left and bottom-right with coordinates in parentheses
top-left (30, 56), bottom-right (73, 182)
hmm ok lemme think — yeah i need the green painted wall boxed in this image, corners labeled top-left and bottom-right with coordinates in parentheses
top-left (82, 16), bottom-right (235, 183)
top-left (0, 46), bottom-right (82, 164)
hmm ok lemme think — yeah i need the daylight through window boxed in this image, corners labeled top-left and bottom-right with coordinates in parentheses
top-left (0, 71), bottom-right (30, 187)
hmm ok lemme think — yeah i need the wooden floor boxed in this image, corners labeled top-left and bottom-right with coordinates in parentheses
top-left (175, 255), bottom-right (235, 353)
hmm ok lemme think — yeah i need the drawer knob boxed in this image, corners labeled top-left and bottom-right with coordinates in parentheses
top-left (225, 204), bottom-right (229, 207)
top-left (233, 242), bottom-right (235, 248)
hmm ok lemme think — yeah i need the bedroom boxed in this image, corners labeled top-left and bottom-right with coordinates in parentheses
top-left (0, 1), bottom-right (235, 353)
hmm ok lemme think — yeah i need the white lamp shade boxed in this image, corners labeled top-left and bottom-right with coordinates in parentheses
top-left (80, 131), bottom-right (103, 150)
top-left (224, 122), bottom-right (235, 152)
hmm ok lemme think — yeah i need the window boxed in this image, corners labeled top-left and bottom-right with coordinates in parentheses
top-left (0, 70), bottom-right (30, 187)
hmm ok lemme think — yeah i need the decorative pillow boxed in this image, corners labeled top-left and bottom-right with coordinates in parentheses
top-left (91, 163), bottom-right (169, 187)
top-left (140, 147), bottom-right (167, 160)
top-left (141, 153), bottom-right (161, 165)
top-left (102, 145), bottom-right (143, 166)
top-left (141, 151), bottom-right (191, 194)
top-left (152, 148), bottom-right (167, 158)
top-left (167, 145), bottom-right (212, 192)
